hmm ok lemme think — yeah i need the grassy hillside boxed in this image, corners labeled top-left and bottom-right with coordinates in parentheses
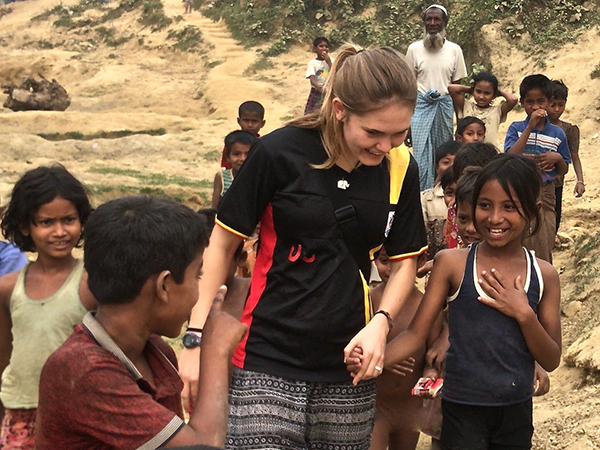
top-left (202, 0), bottom-right (600, 70)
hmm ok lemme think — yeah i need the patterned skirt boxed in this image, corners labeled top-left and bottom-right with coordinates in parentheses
top-left (0, 409), bottom-right (37, 450)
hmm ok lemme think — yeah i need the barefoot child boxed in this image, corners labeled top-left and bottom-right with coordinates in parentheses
top-left (36, 196), bottom-right (247, 449)
top-left (212, 131), bottom-right (256, 208)
top-left (449, 71), bottom-right (518, 147)
top-left (548, 79), bottom-right (585, 232)
top-left (455, 116), bottom-right (486, 143)
top-left (0, 165), bottom-right (96, 449)
top-left (505, 74), bottom-right (571, 263)
top-left (220, 101), bottom-right (266, 169)
top-left (380, 154), bottom-right (561, 449)
top-left (304, 37), bottom-right (332, 114)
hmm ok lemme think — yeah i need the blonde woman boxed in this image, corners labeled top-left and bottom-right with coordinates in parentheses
top-left (180, 44), bottom-right (427, 450)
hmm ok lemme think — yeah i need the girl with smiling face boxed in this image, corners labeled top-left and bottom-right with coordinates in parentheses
top-left (378, 154), bottom-right (561, 449)
top-left (0, 165), bottom-right (96, 449)
top-left (179, 44), bottom-right (427, 450)
top-left (449, 71), bottom-right (518, 147)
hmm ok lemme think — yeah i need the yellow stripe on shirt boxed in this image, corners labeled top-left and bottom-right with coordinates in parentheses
top-left (388, 144), bottom-right (411, 205)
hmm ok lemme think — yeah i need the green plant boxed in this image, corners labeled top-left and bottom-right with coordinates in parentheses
top-left (244, 56), bottom-right (274, 75)
top-left (203, 150), bottom-right (221, 161)
top-left (138, 0), bottom-right (173, 31)
top-left (168, 25), bottom-right (205, 53)
top-left (592, 62), bottom-right (600, 80)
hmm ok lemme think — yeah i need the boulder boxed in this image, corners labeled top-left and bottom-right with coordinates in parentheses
top-left (564, 325), bottom-right (600, 372)
top-left (3, 75), bottom-right (70, 111)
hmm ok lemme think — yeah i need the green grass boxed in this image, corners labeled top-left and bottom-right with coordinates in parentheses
top-left (243, 56), bottom-right (274, 75)
top-left (592, 62), bottom-right (600, 80)
top-left (202, 149), bottom-right (221, 161)
top-left (89, 167), bottom-right (212, 189)
top-left (38, 129), bottom-right (166, 141)
top-left (168, 26), bottom-right (205, 53)
top-left (573, 231), bottom-right (600, 295)
top-left (88, 183), bottom-right (187, 203)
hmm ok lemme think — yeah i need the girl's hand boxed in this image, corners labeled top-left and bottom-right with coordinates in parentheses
top-left (346, 347), bottom-right (363, 377)
top-left (343, 314), bottom-right (389, 385)
top-left (533, 361), bottom-right (550, 396)
top-left (574, 181), bottom-right (585, 197)
top-left (477, 269), bottom-right (533, 321)
top-left (389, 357), bottom-right (415, 377)
top-left (417, 259), bottom-right (433, 278)
top-left (426, 336), bottom-right (449, 374)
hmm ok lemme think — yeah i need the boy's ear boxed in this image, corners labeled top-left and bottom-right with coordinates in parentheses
top-left (236, 117), bottom-right (242, 127)
top-left (260, 119), bottom-right (266, 128)
top-left (155, 270), bottom-right (172, 304)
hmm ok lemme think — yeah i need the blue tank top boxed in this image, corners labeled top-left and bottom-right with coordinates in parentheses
top-left (443, 243), bottom-right (543, 406)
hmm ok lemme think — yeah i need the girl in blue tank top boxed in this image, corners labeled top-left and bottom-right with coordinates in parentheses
top-left (375, 153), bottom-right (561, 449)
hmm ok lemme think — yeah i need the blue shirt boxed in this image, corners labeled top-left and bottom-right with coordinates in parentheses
top-left (504, 117), bottom-right (571, 184)
top-left (0, 242), bottom-right (27, 278)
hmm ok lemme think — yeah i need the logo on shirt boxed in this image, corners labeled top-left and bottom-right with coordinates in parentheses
top-left (385, 212), bottom-right (395, 238)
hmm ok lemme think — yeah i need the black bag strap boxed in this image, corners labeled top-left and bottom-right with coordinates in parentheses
top-left (321, 174), bottom-right (372, 281)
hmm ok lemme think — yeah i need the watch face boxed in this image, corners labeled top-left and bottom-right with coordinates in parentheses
top-left (182, 332), bottom-right (202, 349)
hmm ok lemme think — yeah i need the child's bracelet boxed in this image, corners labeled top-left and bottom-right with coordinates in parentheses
top-left (576, 180), bottom-right (585, 186)
top-left (374, 310), bottom-right (393, 331)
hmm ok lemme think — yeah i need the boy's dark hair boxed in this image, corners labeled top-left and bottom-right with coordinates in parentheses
top-left (456, 116), bottom-right (486, 137)
top-left (84, 196), bottom-right (209, 305)
top-left (224, 130), bottom-right (257, 157)
top-left (453, 142), bottom-right (498, 181)
top-left (238, 101), bottom-right (265, 120)
top-left (472, 72), bottom-right (499, 95)
top-left (440, 166), bottom-right (455, 190)
top-left (455, 166), bottom-right (482, 206)
top-left (1, 164), bottom-right (92, 252)
top-left (473, 154), bottom-right (542, 237)
top-left (435, 140), bottom-right (461, 167)
top-left (551, 79), bottom-right (569, 101)
top-left (519, 74), bottom-right (552, 100)
top-left (313, 37), bottom-right (329, 47)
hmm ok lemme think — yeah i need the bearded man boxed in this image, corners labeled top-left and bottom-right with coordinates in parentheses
top-left (406, 4), bottom-right (467, 190)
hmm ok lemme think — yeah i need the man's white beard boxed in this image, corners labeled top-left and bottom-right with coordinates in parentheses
top-left (423, 29), bottom-right (446, 50)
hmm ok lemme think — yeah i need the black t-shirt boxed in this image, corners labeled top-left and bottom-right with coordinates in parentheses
top-left (217, 126), bottom-right (427, 382)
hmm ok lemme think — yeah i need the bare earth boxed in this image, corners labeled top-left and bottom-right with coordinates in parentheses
top-left (1, 1), bottom-right (599, 448)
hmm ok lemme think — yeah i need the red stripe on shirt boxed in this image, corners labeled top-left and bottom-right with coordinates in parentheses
top-left (232, 204), bottom-right (276, 368)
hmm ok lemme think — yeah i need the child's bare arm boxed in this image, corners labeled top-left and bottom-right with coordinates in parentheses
top-left (211, 172), bottom-right (222, 210)
top-left (447, 84), bottom-right (469, 117)
top-left (166, 288), bottom-right (247, 447)
top-left (0, 273), bottom-right (18, 421)
top-left (498, 88), bottom-right (518, 116)
top-left (477, 262), bottom-right (561, 371)
top-left (568, 125), bottom-right (585, 196)
top-left (425, 313), bottom-right (449, 374)
top-left (383, 251), bottom-right (454, 369)
top-left (308, 75), bottom-right (321, 92)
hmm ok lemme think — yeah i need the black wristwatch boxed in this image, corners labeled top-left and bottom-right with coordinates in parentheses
top-left (182, 331), bottom-right (202, 349)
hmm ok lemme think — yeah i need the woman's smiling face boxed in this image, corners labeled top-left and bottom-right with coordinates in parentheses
top-left (333, 99), bottom-right (413, 171)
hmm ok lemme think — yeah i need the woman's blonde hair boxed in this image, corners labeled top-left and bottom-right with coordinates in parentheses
top-left (289, 43), bottom-right (417, 168)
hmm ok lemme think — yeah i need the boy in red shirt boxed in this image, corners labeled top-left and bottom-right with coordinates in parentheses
top-left (36, 196), bottom-right (247, 449)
